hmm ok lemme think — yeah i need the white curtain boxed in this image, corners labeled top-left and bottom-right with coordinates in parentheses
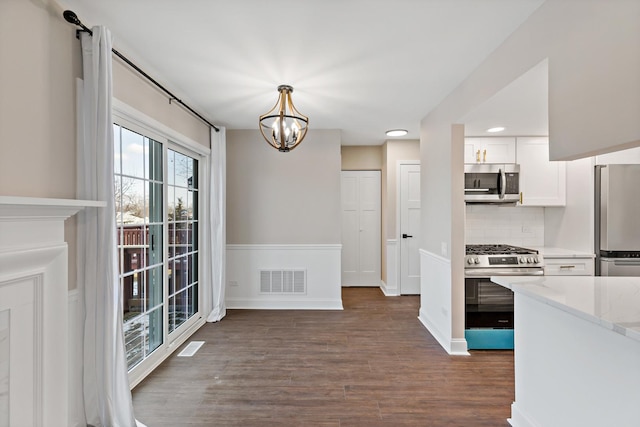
top-left (206, 126), bottom-right (227, 322)
top-left (76, 27), bottom-right (138, 427)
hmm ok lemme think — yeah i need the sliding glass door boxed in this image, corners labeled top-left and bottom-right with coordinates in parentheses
top-left (113, 123), bottom-right (201, 372)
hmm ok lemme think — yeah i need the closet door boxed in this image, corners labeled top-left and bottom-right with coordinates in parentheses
top-left (341, 171), bottom-right (381, 286)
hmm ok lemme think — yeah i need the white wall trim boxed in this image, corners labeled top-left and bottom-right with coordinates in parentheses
top-left (509, 402), bottom-right (537, 427)
top-left (225, 298), bottom-right (343, 310)
top-left (418, 248), bottom-right (449, 263)
top-left (418, 249), bottom-right (469, 356)
top-left (382, 239), bottom-right (399, 296)
top-left (226, 244), bottom-right (342, 310)
top-left (67, 289), bottom-right (81, 426)
top-left (112, 97), bottom-right (211, 157)
top-left (227, 244), bottom-right (341, 251)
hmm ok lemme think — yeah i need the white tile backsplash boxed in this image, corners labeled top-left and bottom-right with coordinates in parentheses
top-left (465, 205), bottom-right (544, 247)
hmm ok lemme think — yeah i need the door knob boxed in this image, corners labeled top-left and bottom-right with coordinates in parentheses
top-left (402, 233), bottom-right (413, 238)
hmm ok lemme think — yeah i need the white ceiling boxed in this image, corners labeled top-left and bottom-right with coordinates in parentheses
top-left (56, 0), bottom-right (546, 145)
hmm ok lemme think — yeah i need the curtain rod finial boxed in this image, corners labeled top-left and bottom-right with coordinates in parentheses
top-left (63, 10), bottom-right (81, 26)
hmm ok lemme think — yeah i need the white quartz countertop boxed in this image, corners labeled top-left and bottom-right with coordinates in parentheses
top-left (530, 246), bottom-right (595, 258)
top-left (491, 276), bottom-right (640, 343)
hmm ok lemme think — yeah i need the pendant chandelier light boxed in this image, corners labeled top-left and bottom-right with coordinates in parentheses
top-left (259, 85), bottom-right (309, 152)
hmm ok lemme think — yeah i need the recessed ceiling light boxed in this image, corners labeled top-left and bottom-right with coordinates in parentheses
top-left (487, 127), bottom-right (506, 133)
top-left (386, 129), bottom-right (408, 137)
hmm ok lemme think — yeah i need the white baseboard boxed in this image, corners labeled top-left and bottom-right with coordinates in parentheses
top-left (509, 402), bottom-right (537, 427)
top-left (418, 308), bottom-right (468, 356)
top-left (379, 280), bottom-right (397, 296)
top-left (226, 244), bottom-right (342, 310)
top-left (226, 298), bottom-right (342, 310)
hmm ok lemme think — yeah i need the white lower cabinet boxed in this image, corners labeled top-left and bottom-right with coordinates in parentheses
top-left (517, 137), bottom-right (566, 206)
top-left (544, 257), bottom-right (594, 276)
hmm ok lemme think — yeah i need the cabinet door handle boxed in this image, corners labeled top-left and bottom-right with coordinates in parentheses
top-left (519, 192), bottom-right (523, 204)
top-left (476, 150), bottom-right (480, 163)
top-left (559, 265), bottom-right (576, 269)
top-left (483, 149), bottom-right (487, 162)
top-left (402, 233), bottom-right (413, 239)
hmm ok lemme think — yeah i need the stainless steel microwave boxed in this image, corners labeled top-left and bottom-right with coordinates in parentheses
top-left (464, 164), bottom-right (520, 204)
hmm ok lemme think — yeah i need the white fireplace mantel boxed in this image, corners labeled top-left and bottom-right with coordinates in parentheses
top-left (0, 196), bottom-right (105, 427)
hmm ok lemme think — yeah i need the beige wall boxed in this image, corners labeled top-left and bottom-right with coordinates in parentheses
top-left (112, 58), bottom-right (210, 147)
top-left (340, 145), bottom-right (382, 170)
top-left (227, 129), bottom-right (342, 244)
top-left (383, 140), bottom-right (420, 240)
top-left (0, 0), bottom-right (80, 198)
top-left (0, 0), bottom-right (210, 291)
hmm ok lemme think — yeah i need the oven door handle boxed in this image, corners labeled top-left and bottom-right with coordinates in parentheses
top-left (465, 269), bottom-right (544, 277)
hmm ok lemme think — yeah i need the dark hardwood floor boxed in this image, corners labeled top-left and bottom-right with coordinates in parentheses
top-left (132, 288), bottom-right (514, 426)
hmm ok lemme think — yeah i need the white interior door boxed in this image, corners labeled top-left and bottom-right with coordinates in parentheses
top-left (400, 164), bottom-right (421, 294)
top-left (341, 171), bottom-right (381, 286)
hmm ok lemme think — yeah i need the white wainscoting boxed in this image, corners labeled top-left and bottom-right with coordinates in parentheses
top-left (418, 249), bottom-right (468, 356)
top-left (226, 244), bottom-right (343, 310)
top-left (381, 239), bottom-right (399, 296)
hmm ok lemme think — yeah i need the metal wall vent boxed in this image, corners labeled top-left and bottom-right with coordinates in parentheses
top-left (178, 341), bottom-right (205, 357)
top-left (260, 269), bottom-right (306, 294)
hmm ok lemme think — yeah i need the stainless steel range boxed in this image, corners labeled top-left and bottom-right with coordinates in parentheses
top-left (465, 244), bottom-right (544, 275)
top-left (464, 244), bottom-right (543, 350)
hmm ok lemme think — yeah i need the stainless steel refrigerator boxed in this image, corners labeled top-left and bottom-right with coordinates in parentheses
top-left (595, 164), bottom-right (640, 276)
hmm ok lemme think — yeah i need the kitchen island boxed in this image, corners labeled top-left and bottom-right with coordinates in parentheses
top-left (491, 276), bottom-right (640, 427)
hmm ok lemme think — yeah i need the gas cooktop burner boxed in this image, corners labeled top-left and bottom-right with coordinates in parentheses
top-left (466, 244), bottom-right (538, 256)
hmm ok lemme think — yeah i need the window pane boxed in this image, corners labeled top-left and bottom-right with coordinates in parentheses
top-left (148, 183), bottom-right (163, 223)
top-left (188, 284), bottom-right (198, 317)
top-left (124, 315), bottom-right (144, 369)
top-left (167, 150), bottom-right (175, 186)
top-left (172, 289), bottom-right (189, 331)
top-left (168, 295), bottom-right (176, 333)
top-left (175, 187), bottom-right (188, 220)
top-left (190, 159), bottom-right (198, 189)
top-left (174, 152), bottom-right (189, 188)
top-left (147, 138), bottom-right (163, 181)
top-left (175, 256), bottom-right (189, 293)
top-left (147, 307), bottom-right (163, 355)
top-left (147, 224), bottom-right (162, 266)
top-left (168, 260), bottom-right (175, 296)
top-left (113, 124), bottom-right (121, 175)
top-left (145, 265), bottom-right (163, 309)
top-left (121, 127), bottom-right (145, 178)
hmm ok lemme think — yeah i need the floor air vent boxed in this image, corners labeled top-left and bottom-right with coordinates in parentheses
top-left (260, 269), bottom-right (306, 294)
top-left (178, 341), bottom-right (205, 357)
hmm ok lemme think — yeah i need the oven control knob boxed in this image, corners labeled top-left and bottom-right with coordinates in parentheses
top-left (527, 257), bottom-right (533, 263)
top-left (534, 256), bottom-right (539, 264)
top-left (474, 257), bottom-right (480, 264)
top-left (467, 257), bottom-right (474, 265)
top-left (519, 257), bottom-right (526, 264)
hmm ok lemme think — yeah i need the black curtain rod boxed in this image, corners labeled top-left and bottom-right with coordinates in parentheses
top-left (63, 10), bottom-right (220, 133)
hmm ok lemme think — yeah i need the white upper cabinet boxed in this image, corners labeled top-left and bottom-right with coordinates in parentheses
top-left (517, 137), bottom-right (566, 206)
top-left (464, 137), bottom-right (516, 164)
